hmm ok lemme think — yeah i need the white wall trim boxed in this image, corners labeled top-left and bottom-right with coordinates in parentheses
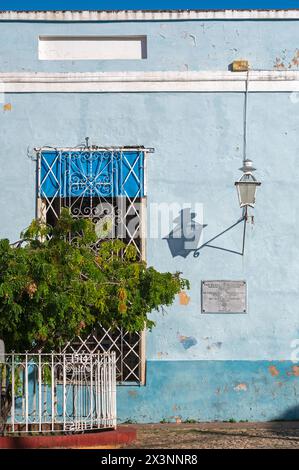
top-left (1, 9), bottom-right (299, 22)
top-left (1, 71), bottom-right (299, 92)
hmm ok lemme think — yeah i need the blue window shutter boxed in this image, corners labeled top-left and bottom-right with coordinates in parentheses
top-left (40, 150), bottom-right (144, 199)
top-left (114, 151), bottom-right (144, 197)
top-left (40, 151), bottom-right (62, 198)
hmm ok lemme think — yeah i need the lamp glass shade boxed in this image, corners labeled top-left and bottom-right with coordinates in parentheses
top-left (235, 181), bottom-right (260, 207)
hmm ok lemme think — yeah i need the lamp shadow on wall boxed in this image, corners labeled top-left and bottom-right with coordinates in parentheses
top-left (164, 208), bottom-right (246, 258)
top-left (163, 208), bottom-right (207, 258)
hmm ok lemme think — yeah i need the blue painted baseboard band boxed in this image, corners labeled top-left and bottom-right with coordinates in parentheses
top-left (117, 360), bottom-right (299, 423)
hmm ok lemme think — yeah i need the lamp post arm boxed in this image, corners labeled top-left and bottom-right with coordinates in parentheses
top-left (193, 212), bottom-right (247, 257)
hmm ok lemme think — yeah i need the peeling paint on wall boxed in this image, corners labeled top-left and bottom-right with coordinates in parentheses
top-left (181, 31), bottom-right (197, 47)
top-left (274, 58), bottom-right (286, 70)
top-left (234, 383), bottom-right (248, 392)
top-left (179, 291), bottom-right (190, 306)
top-left (269, 365), bottom-right (280, 377)
top-left (178, 334), bottom-right (197, 350)
top-left (291, 49), bottom-right (299, 67)
top-left (189, 34), bottom-right (197, 47)
top-left (286, 367), bottom-right (299, 377)
top-left (274, 49), bottom-right (299, 69)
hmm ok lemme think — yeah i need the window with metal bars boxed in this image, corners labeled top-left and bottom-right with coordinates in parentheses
top-left (36, 145), bottom-right (152, 384)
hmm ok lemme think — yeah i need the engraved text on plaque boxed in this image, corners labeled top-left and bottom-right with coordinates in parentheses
top-left (201, 280), bottom-right (247, 313)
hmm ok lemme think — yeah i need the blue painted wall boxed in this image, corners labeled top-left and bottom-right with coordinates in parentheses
top-left (1, 16), bottom-right (299, 421)
top-left (118, 361), bottom-right (299, 422)
top-left (0, 19), bottom-right (299, 72)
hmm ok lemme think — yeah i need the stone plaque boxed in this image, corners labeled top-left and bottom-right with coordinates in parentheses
top-left (201, 280), bottom-right (247, 313)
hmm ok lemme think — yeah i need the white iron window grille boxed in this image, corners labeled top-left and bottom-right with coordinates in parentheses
top-left (36, 145), bottom-right (153, 384)
top-left (0, 352), bottom-right (116, 433)
top-left (63, 328), bottom-right (144, 383)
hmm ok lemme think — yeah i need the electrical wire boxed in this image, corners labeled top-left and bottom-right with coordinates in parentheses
top-left (243, 70), bottom-right (249, 163)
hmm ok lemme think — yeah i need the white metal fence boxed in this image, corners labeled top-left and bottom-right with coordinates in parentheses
top-left (0, 352), bottom-right (117, 433)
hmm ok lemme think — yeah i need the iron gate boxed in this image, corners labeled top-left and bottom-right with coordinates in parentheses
top-left (0, 352), bottom-right (116, 433)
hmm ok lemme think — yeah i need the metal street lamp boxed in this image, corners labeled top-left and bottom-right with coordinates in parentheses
top-left (235, 159), bottom-right (261, 208)
top-left (192, 73), bottom-right (262, 258)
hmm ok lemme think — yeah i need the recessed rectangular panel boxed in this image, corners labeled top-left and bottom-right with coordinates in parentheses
top-left (39, 35), bottom-right (147, 60)
top-left (202, 280), bottom-right (247, 313)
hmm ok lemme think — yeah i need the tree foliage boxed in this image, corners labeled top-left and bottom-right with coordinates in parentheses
top-left (0, 210), bottom-right (189, 352)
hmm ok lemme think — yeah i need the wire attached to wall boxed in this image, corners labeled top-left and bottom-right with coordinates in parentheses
top-left (243, 70), bottom-right (250, 164)
top-left (242, 71), bottom-right (252, 238)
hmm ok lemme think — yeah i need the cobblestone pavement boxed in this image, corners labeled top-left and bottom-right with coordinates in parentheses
top-left (121, 422), bottom-right (299, 449)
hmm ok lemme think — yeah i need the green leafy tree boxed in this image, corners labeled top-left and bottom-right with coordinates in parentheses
top-left (0, 210), bottom-right (189, 433)
top-left (0, 209), bottom-right (189, 352)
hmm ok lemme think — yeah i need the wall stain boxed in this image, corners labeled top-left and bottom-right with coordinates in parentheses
top-left (172, 404), bottom-right (181, 412)
top-left (207, 342), bottom-right (222, 351)
top-left (128, 390), bottom-right (138, 397)
top-left (3, 103), bottom-right (12, 111)
top-left (157, 351), bottom-right (169, 359)
top-left (269, 365), bottom-right (279, 377)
